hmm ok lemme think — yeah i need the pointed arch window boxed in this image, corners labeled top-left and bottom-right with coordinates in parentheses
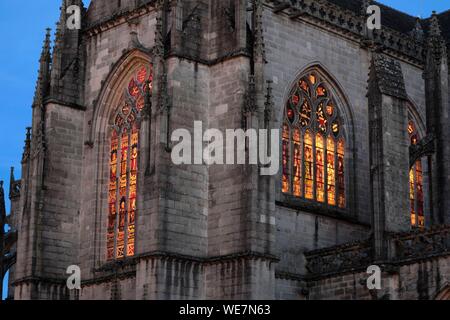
top-left (282, 72), bottom-right (346, 209)
top-left (107, 65), bottom-right (153, 260)
top-left (408, 119), bottom-right (425, 229)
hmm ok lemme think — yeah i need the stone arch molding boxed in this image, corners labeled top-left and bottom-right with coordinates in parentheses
top-left (407, 98), bottom-right (426, 139)
top-left (280, 62), bottom-right (356, 148)
top-left (435, 283), bottom-right (450, 300)
top-left (90, 49), bottom-right (152, 142)
top-left (278, 62), bottom-right (357, 213)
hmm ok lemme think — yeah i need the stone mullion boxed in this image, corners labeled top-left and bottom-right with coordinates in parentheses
top-left (324, 135), bottom-right (329, 206)
top-left (124, 130), bottom-right (132, 258)
top-left (334, 137), bottom-right (339, 209)
top-left (300, 129), bottom-right (306, 199)
top-left (288, 127), bottom-right (293, 194)
top-left (113, 130), bottom-right (122, 260)
top-left (312, 131), bottom-right (317, 202)
top-left (133, 129), bottom-right (142, 255)
top-left (413, 163), bottom-right (419, 228)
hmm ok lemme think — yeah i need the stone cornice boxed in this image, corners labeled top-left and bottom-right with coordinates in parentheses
top-left (84, 1), bottom-right (158, 38)
top-left (135, 250), bottom-right (280, 265)
top-left (80, 251), bottom-right (280, 287)
top-left (265, 0), bottom-right (425, 66)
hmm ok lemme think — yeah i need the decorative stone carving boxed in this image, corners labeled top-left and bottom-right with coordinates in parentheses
top-left (392, 226), bottom-right (450, 261)
top-left (410, 134), bottom-right (435, 168)
top-left (305, 240), bottom-right (373, 275)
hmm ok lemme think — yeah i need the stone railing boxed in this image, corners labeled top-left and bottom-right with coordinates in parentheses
top-left (305, 240), bottom-right (373, 275)
top-left (305, 226), bottom-right (450, 276)
top-left (265, 0), bottom-right (424, 63)
top-left (391, 225), bottom-right (450, 261)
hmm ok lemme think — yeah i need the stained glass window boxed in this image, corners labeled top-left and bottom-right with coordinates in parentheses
top-left (408, 120), bottom-right (425, 229)
top-left (282, 72), bottom-right (346, 209)
top-left (107, 65), bottom-right (153, 260)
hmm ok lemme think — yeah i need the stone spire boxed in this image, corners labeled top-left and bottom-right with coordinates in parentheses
top-left (424, 11), bottom-right (450, 224)
top-left (21, 127), bottom-right (32, 164)
top-left (425, 12), bottom-right (447, 75)
top-left (32, 29), bottom-right (52, 108)
top-left (429, 11), bottom-right (442, 37)
top-left (49, 0), bottom-right (85, 106)
top-left (253, 0), bottom-right (266, 63)
top-left (361, 0), bottom-right (371, 16)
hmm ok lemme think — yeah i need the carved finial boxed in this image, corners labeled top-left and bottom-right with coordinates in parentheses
top-left (429, 11), bottom-right (442, 37)
top-left (361, 0), bottom-right (371, 16)
top-left (22, 127), bottom-right (32, 164)
top-left (154, 16), bottom-right (164, 58)
top-left (33, 29), bottom-right (52, 108)
top-left (9, 167), bottom-right (15, 188)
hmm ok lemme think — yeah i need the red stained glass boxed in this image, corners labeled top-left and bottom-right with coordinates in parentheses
top-left (136, 96), bottom-right (145, 112)
top-left (293, 129), bottom-right (302, 197)
top-left (316, 85), bottom-right (327, 97)
top-left (326, 102), bottom-right (334, 117)
top-left (316, 103), bottom-right (328, 134)
top-left (128, 79), bottom-right (140, 97)
top-left (408, 119), bottom-right (425, 229)
top-left (107, 131), bottom-right (119, 260)
top-left (300, 101), bottom-right (312, 127)
top-left (332, 119), bottom-right (340, 137)
top-left (304, 131), bottom-right (314, 200)
top-left (327, 137), bottom-right (336, 206)
top-left (282, 123), bottom-right (290, 194)
top-left (137, 67), bottom-right (147, 83)
top-left (115, 114), bottom-right (125, 128)
top-left (299, 79), bottom-right (310, 95)
top-left (316, 134), bottom-right (325, 203)
top-left (107, 67), bottom-right (151, 260)
top-left (337, 139), bottom-right (345, 208)
top-left (283, 72), bottom-right (346, 208)
top-left (287, 106), bottom-right (295, 123)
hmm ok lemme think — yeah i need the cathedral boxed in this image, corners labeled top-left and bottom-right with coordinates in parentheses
top-left (2, 0), bottom-right (450, 300)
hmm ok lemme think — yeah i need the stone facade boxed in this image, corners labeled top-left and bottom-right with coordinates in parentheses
top-left (3, 0), bottom-right (450, 300)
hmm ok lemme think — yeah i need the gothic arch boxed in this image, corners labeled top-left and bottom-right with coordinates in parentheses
top-left (407, 99), bottom-right (429, 229)
top-left (407, 99), bottom-right (426, 139)
top-left (90, 49), bottom-right (152, 141)
top-left (435, 283), bottom-right (450, 300)
top-left (88, 49), bottom-right (153, 261)
top-left (278, 63), bottom-right (356, 213)
top-left (279, 62), bottom-right (356, 147)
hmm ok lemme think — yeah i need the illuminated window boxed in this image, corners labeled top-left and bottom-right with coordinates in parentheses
top-left (107, 65), bottom-right (153, 260)
top-left (408, 120), bottom-right (425, 229)
top-left (282, 72), bottom-right (346, 208)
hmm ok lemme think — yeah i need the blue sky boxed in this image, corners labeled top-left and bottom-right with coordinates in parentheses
top-left (0, 0), bottom-right (449, 300)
